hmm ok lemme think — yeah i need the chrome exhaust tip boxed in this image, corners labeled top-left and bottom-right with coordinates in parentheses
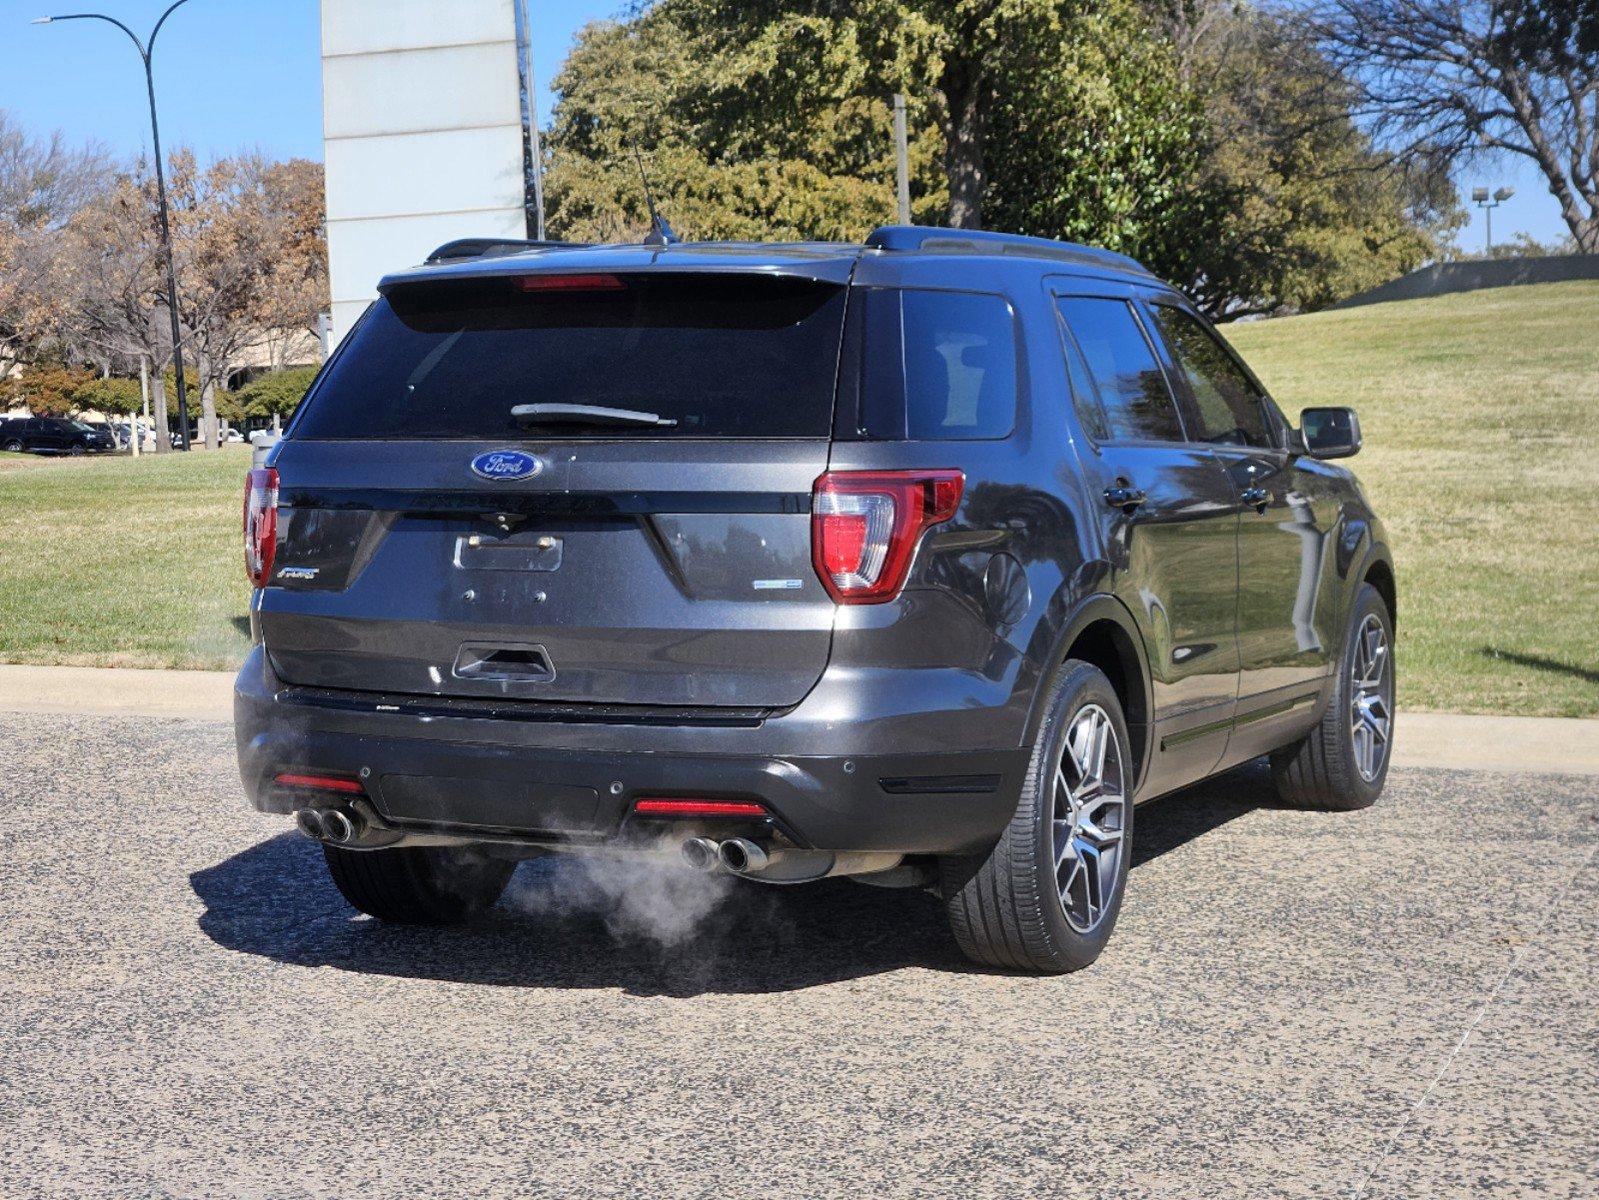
top-left (718, 837), bottom-right (769, 875)
top-left (680, 837), bottom-right (721, 873)
top-left (321, 808), bottom-right (358, 845)
top-left (295, 808), bottom-right (326, 840)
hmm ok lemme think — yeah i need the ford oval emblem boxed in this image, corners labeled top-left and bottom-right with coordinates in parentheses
top-left (470, 450), bottom-right (543, 481)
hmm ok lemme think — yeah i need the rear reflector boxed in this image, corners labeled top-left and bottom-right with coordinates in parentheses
top-left (274, 772), bottom-right (365, 795)
top-left (631, 798), bottom-right (769, 818)
top-left (515, 273), bottom-right (627, 292)
top-left (812, 469), bottom-right (964, 603)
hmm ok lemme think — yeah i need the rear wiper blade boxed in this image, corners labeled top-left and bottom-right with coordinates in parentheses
top-left (511, 403), bottom-right (678, 429)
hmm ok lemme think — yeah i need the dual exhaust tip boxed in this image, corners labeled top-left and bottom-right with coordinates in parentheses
top-left (681, 836), bottom-right (768, 876)
top-left (295, 805), bottom-right (361, 845)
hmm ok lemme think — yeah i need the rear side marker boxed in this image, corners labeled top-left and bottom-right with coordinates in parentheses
top-left (631, 798), bottom-right (769, 818)
top-left (274, 772), bottom-right (365, 795)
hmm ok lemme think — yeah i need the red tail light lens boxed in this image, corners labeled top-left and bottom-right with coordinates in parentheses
top-left (243, 466), bottom-right (278, 587)
top-left (811, 470), bottom-right (964, 603)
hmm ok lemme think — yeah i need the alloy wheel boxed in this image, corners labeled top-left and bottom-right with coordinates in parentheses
top-left (1053, 704), bottom-right (1127, 933)
top-left (1349, 614), bottom-right (1392, 782)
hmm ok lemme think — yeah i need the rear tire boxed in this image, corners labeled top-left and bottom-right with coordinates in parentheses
top-left (322, 844), bottom-right (513, 924)
top-left (1270, 583), bottom-right (1394, 811)
top-left (943, 660), bottom-right (1134, 974)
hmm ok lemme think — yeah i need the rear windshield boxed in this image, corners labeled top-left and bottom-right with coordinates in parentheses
top-left (292, 273), bottom-right (848, 440)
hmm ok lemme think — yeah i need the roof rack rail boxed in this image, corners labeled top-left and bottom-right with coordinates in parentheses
top-left (863, 225), bottom-right (1152, 276)
top-left (423, 237), bottom-right (580, 265)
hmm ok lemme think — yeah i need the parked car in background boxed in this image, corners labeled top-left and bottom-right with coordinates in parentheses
top-left (0, 416), bottom-right (117, 455)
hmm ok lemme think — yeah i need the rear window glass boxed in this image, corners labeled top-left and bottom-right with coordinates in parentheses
top-left (292, 273), bottom-right (848, 440)
top-left (853, 288), bottom-right (1018, 440)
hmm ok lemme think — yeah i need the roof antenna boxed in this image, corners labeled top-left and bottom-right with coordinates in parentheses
top-left (630, 140), bottom-right (678, 247)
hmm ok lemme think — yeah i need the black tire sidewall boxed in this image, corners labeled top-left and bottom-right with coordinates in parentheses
top-left (1029, 662), bottom-right (1135, 967)
top-left (1335, 584), bottom-right (1394, 804)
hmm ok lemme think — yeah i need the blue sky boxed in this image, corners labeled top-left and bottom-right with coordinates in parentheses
top-left (0, 0), bottom-right (1569, 250)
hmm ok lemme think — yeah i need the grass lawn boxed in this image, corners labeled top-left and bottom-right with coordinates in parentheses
top-left (1, 280), bottom-right (1595, 716)
top-left (0, 448), bottom-right (254, 670)
top-left (1227, 280), bottom-right (1599, 717)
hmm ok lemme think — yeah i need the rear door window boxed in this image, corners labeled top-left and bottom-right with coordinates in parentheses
top-left (1147, 305), bottom-right (1273, 448)
top-left (1055, 297), bottom-right (1185, 443)
top-left (292, 273), bottom-right (848, 440)
top-left (852, 288), bottom-right (1018, 440)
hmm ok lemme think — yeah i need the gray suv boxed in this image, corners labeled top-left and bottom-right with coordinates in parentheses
top-left (234, 226), bottom-right (1395, 973)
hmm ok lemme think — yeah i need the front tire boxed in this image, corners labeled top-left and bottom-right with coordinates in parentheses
top-left (944, 660), bottom-right (1133, 974)
top-left (2, 439), bottom-right (23, 453)
top-left (1271, 583), bottom-right (1394, 811)
top-left (322, 844), bottom-right (513, 924)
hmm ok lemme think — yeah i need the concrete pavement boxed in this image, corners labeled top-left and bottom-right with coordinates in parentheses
top-left (2, 662), bottom-right (1595, 774)
top-left (0, 709), bottom-right (1594, 1198)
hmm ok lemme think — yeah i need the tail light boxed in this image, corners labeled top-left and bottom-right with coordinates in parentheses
top-left (243, 466), bottom-right (278, 587)
top-left (811, 470), bottom-right (964, 603)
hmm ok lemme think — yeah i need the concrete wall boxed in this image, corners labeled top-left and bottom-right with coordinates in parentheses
top-left (1336, 255), bottom-right (1599, 309)
top-left (321, 0), bottom-right (530, 345)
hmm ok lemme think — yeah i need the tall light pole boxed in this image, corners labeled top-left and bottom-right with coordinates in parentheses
top-left (35, 1), bottom-right (196, 450)
top-left (1471, 185), bottom-right (1515, 256)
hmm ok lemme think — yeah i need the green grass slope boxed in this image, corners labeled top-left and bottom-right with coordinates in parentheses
top-left (0, 449), bottom-right (253, 670)
top-left (1227, 280), bottom-right (1599, 717)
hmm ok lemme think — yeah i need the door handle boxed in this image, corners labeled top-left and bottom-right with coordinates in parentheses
top-left (1240, 485), bottom-right (1269, 512)
top-left (1103, 484), bottom-right (1148, 513)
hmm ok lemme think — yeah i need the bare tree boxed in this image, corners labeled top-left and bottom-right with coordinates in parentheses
top-left (0, 110), bottom-right (116, 366)
top-left (1305, 0), bottom-right (1599, 250)
top-left (160, 151), bottom-right (328, 448)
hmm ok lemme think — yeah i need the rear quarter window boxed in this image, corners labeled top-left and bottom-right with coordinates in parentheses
top-left (851, 288), bottom-right (1019, 441)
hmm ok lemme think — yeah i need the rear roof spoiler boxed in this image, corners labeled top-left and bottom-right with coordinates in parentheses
top-left (864, 224), bottom-right (1152, 276)
top-left (423, 238), bottom-right (586, 265)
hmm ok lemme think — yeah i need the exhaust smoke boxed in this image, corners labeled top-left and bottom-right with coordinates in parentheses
top-left (504, 837), bottom-right (740, 948)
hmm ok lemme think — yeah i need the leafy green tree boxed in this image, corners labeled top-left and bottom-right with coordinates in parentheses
top-left (546, 0), bottom-right (1459, 313)
top-left (1178, 7), bottom-right (1461, 314)
top-left (72, 376), bottom-right (142, 417)
top-left (546, 4), bottom-right (946, 241)
top-left (235, 367), bottom-right (319, 421)
top-left (983, 2), bottom-right (1219, 289)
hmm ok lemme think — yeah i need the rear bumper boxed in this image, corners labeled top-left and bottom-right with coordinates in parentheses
top-left (234, 645), bottom-right (1026, 855)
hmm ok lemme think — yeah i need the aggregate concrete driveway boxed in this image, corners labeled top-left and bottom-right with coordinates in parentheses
top-left (0, 711), bottom-right (1594, 1199)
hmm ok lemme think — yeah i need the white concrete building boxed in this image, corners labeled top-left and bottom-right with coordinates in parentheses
top-left (321, 0), bottom-right (535, 345)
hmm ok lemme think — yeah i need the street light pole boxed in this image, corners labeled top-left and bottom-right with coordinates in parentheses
top-left (35, 1), bottom-right (196, 451)
top-left (1470, 185), bottom-right (1516, 256)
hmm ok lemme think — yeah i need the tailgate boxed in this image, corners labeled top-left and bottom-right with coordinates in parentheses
top-left (259, 438), bottom-right (833, 707)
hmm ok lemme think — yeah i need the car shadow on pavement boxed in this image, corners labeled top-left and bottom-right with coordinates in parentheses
top-left (190, 761), bottom-right (1276, 996)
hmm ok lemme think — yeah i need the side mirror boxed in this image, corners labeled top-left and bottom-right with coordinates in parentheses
top-left (1298, 406), bottom-right (1362, 459)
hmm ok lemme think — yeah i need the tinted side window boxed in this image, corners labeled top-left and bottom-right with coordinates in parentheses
top-left (854, 288), bottom-right (1018, 440)
top-left (1056, 297), bottom-right (1184, 442)
top-left (1149, 306), bottom-right (1271, 447)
